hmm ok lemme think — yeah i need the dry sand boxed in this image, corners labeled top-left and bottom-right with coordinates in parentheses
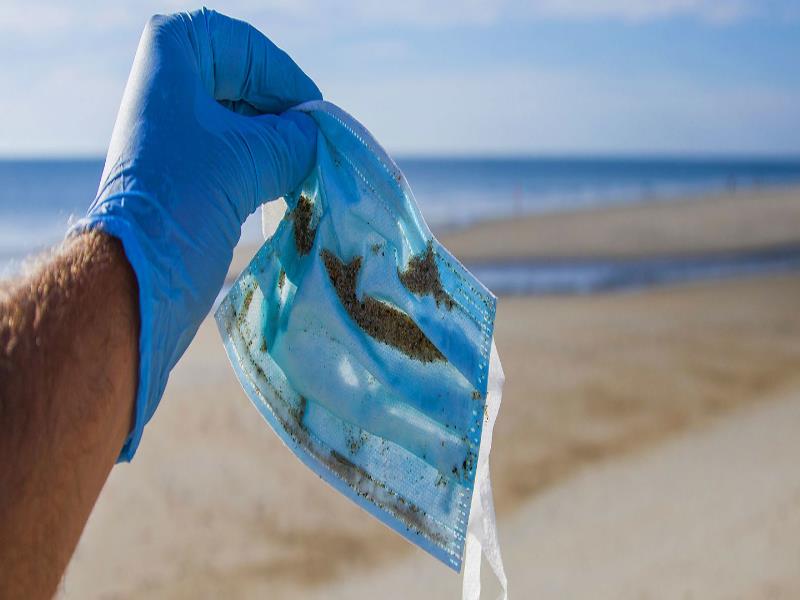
top-left (438, 186), bottom-right (800, 261)
top-left (62, 188), bottom-right (800, 598)
top-left (305, 376), bottom-right (800, 599)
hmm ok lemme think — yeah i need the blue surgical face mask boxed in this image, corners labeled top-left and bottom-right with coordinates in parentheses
top-left (216, 101), bottom-right (501, 576)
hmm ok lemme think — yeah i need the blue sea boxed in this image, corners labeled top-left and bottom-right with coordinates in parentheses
top-left (2, 157), bottom-right (800, 291)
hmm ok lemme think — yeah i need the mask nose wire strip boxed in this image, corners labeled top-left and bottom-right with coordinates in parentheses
top-left (462, 340), bottom-right (509, 600)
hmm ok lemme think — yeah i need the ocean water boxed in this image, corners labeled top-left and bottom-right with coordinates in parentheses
top-left (399, 156), bottom-right (800, 230)
top-left (2, 157), bottom-right (800, 288)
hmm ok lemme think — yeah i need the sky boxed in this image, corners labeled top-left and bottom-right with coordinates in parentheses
top-left (0, 1), bottom-right (799, 157)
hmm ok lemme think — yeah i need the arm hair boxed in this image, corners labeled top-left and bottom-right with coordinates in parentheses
top-left (0, 231), bottom-right (139, 599)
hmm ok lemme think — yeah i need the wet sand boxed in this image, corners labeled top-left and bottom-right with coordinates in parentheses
top-left (62, 188), bottom-right (800, 598)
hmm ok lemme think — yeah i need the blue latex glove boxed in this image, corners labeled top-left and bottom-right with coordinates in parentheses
top-left (70, 9), bottom-right (321, 460)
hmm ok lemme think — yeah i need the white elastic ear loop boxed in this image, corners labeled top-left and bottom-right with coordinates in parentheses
top-left (462, 340), bottom-right (508, 600)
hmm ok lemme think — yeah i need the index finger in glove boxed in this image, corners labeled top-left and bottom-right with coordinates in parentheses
top-left (188, 8), bottom-right (321, 114)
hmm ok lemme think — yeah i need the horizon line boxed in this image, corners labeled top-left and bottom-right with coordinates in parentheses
top-left (2, 151), bottom-right (800, 163)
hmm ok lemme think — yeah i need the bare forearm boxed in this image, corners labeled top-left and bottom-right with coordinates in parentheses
top-left (0, 231), bottom-right (138, 598)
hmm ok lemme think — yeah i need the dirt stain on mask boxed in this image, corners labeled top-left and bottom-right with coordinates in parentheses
top-left (321, 249), bottom-right (445, 363)
top-left (293, 194), bottom-right (317, 255)
top-left (399, 242), bottom-right (454, 310)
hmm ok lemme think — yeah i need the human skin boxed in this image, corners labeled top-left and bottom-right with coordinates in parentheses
top-left (0, 231), bottom-right (138, 599)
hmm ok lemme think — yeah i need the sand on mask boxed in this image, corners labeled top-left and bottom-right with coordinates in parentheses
top-left (292, 194), bottom-right (317, 255)
top-left (321, 249), bottom-right (445, 363)
top-left (399, 242), bottom-right (455, 311)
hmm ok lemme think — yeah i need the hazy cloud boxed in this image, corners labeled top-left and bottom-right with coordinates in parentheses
top-left (1, 0), bottom-right (797, 36)
top-left (0, 0), bottom-right (797, 155)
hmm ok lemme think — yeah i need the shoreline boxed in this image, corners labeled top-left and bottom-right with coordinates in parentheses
top-left (467, 243), bottom-right (800, 295)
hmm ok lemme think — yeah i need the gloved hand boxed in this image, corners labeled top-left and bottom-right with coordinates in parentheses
top-left (70, 8), bottom-right (321, 460)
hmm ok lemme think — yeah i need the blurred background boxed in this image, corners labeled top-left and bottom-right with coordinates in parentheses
top-left (2, 1), bottom-right (800, 598)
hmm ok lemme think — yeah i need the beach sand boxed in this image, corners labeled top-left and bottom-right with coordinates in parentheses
top-left (62, 187), bottom-right (800, 598)
top-left (438, 185), bottom-right (800, 261)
